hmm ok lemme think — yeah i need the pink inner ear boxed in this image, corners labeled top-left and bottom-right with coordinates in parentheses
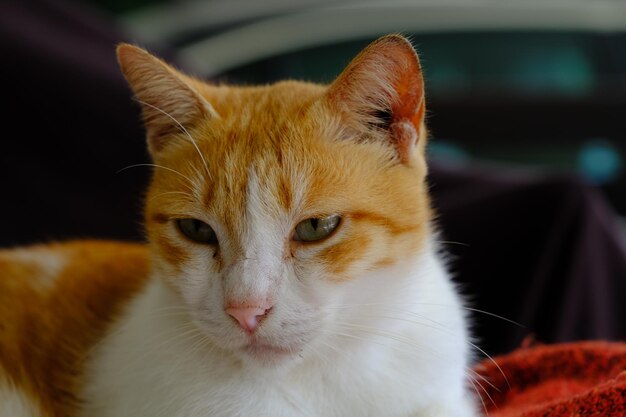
top-left (390, 57), bottom-right (425, 163)
top-left (391, 121), bottom-right (418, 165)
top-left (326, 35), bottom-right (426, 164)
top-left (389, 47), bottom-right (425, 129)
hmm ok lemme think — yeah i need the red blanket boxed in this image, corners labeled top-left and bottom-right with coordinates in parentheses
top-left (474, 341), bottom-right (626, 416)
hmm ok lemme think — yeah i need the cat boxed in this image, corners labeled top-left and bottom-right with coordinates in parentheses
top-left (0, 35), bottom-right (477, 417)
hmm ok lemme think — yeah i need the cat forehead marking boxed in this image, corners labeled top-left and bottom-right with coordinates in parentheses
top-left (241, 165), bottom-right (299, 251)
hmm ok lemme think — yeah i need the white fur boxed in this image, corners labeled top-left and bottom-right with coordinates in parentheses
top-left (2, 248), bottom-right (66, 289)
top-left (0, 376), bottom-right (42, 417)
top-left (82, 161), bottom-right (476, 417)
top-left (82, 243), bottom-right (475, 417)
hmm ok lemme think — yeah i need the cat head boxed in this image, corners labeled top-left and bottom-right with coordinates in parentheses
top-left (117, 35), bottom-right (431, 367)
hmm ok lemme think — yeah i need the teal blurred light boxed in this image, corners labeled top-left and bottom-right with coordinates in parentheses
top-left (578, 140), bottom-right (622, 185)
top-left (429, 140), bottom-right (470, 165)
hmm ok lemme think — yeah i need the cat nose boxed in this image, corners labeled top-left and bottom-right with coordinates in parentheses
top-left (225, 304), bottom-right (272, 332)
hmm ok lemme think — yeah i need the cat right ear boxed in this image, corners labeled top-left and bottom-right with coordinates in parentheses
top-left (325, 35), bottom-right (426, 166)
top-left (116, 44), bottom-right (218, 155)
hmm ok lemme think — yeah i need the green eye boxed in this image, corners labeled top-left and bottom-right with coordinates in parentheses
top-left (294, 215), bottom-right (341, 242)
top-left (176, 219), bottom-right (218, 244)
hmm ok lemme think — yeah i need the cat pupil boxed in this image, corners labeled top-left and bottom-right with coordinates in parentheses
top-left (294, 215), bottom-right (340, 242)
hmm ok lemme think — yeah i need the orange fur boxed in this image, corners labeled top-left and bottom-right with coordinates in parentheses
top-left (141, 73), bottom-right (430, 279)
top-left (0, 241), bottom-right (149, 416)
top-left (0, 35), bottom-right (433, 416)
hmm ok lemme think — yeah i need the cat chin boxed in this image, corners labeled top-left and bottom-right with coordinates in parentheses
top-left (197, 324), bottom-right (307, 368)
top-left (238, 341), bottom-right (303, 368)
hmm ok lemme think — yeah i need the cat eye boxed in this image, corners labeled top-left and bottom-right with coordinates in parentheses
top-left (294, 215), bottom-right (341, 242)
top-left (176, 218), bottom-right (218, 244)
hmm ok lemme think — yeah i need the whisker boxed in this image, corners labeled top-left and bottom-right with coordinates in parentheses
top-left (467, 368), bottom-right (500, 393)
top-left (149, 191), bottom-right (195, 203)
top-left (360, 313), bottom-right (455, 334)
top-left (144, 326), bottom-right (208, 356)
top-left (117, 163), bottom-right (196, 192)
top-left (136, 99), bottom-right (212, 181)
top-left (316, 339), bottom-right (352, 364)
top-left (467, 374), bottom-right (490, 416)
top-left (151, 305), bottom-right (191, 312)
top-left (471, 371), bottom-right (498, 410)
top-left (329, 302), bottom-right (524, 328)
top-left (305, 341), bottom-right (333, 368)
top-left (465, 340), bottom-right (511, 390)
top-left (81, 308), bottom-right (194, 360)
top-left (435, 240), bottom-right (470, 247)
top-left (332, 312), bottom-right (511, 389)
top-left (461, 307), bottom-right (524, 328)
top-left (183, 333), bottom-right (215, 360)
top-left (330, 322), bottom-right (442, 360)
top-left (322, 328), bottom-right (403, 353)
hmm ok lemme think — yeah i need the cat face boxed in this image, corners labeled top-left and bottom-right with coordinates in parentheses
top-left (118, 36), bottom-right (431, 366)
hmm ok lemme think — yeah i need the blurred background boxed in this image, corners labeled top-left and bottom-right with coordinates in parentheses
top-left (2, 0), bottom-right (625, 356)
top-left (119, 0), bottom-right (626, 217)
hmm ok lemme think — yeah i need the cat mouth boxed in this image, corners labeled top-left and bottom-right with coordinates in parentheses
top-left (242, 341), bottom-right (298, 362)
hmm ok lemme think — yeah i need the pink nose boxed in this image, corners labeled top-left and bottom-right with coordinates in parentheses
top-left (225, 305), bottom-right (272, 332)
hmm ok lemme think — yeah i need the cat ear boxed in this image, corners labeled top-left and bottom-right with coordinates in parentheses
top-left (326, 35), bottom-right (426, 165)
top-left (116, 44), bottom-right (218, 155)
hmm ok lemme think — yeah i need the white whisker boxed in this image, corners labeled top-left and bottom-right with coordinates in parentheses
top-left (136, 99), bottom-right (212, 181)
top-left (467, 374), bottom-right (490, 416)
top-left (328, 307), bottom-right (512, 391)
top-left (117, 163), bottom-right (196, 192)
top-left (330, 322), bottom-right (443, 361)
top-left (467, 368), bottom-right (500, 393)
top-left (329, 302), bottom-right (524, 328)
top-left (435, 240), bottom-right (470, 247)
top-left (465, 340), bottom-right (511, 390)
top-left (149, 191), bottom-right (195, 203)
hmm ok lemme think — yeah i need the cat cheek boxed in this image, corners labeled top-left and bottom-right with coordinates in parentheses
top-left (176, 258), bottom-right (222, 308)
top-left (151, 234), bottom-right (191, 270)
top-left (151, 238), bottom-right (219, 290)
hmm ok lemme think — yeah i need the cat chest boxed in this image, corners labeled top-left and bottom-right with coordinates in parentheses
top-left (87, 372), bottom-right (418, 417)
top-left (83, 347), bottom-right (423, 417)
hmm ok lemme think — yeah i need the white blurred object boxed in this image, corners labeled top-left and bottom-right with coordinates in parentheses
top-left (120, 0), bottom-right (626, 76)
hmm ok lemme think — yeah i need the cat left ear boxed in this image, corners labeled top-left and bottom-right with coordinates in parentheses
top-left (326, 35), bottom-right (426, 165)
top-left (116, 44), bottom-right (218, 156)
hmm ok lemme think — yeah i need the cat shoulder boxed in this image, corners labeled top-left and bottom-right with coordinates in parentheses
top-left (0, 240), bottom-right (149, 296)
top-left (0, 240), bottom-right (150, 417)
